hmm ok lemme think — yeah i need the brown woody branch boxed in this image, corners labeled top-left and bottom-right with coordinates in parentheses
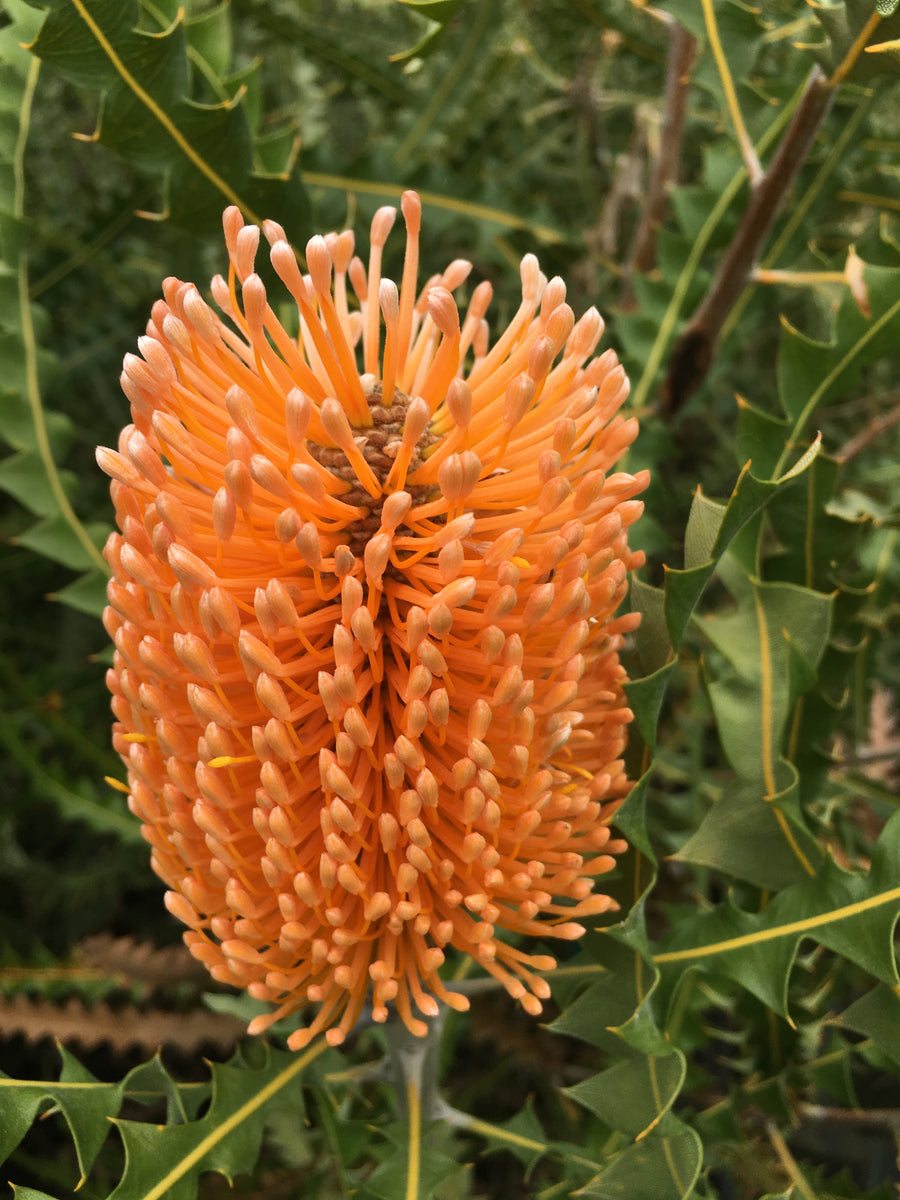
top-left (663, 66), bottom-right (834, 411)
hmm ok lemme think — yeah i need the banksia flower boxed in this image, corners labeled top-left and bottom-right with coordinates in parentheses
top-left (99, 193), bottom-right (646, 1050)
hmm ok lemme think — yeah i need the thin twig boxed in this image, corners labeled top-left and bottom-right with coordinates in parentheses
top-left (440, 1106), bottom-right (605, 1174)
top-left (835, 403), bottom-right (900, 462)
top-left (766, 1122), bottom-right (819, 1200)
top-left (838, 188), bottom-right (900, 214)
top-left (799, 1102), bottom-right (900, 1134)
top-left (753, 269), bottom-right (845, 286)
top-left (622, 17), bottom-right (695, 304)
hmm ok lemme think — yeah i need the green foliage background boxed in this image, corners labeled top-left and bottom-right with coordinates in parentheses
top-left (1, 1), bottom-right (899, 1197)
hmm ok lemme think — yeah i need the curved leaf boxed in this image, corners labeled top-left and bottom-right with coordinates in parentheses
top-left (656, 812), bottom-right (900, 1018)
top-left (578, 1116), bottom-right (703, 1200)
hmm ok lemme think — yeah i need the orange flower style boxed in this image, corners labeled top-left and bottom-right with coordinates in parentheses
top-left (99, 193), bottom-right (647, 1049)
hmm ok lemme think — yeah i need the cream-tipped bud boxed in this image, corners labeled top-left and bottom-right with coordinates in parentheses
top-left (306, 234), bottom-right (332, 295)
top-left (445, 377), bottom-right (472, 429)
top-left (231, 222), bottom-right (258, 280)
top-left (370, 205), bottom-right (397, 247)
top-left (379, 278), bottom-right (400, 322)
top-left (426, 286), bottom-right (460, 337)
top-left (401, 190), bottom-right (421, 236)
top-left (503, 374), bottom-right (535, 428)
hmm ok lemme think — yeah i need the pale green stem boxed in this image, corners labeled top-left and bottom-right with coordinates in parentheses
top-left (441, 1106), bottom-right (605, 1175)
top-left (15, 58), bottom-right (108, 574)
top-left (382, 1009), bottom-right (448, 1200)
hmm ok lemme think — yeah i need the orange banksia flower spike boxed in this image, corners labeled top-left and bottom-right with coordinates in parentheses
top-left (99, 192), bottom-right (647, 1049)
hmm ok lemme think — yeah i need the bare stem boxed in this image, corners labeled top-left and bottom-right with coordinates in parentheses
top-left (622, 18), bottom-right (695, 304)
top-left (766, 1122), bottom-right (819, 1200)
top-left (836, 402), bottom-right (900, 463)
top-left (798, 1102), bottom-right (900, 1131)
top-left (382, 1007), bottom-right (447, 1121)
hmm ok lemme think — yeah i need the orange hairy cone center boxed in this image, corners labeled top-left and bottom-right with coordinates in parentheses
top-left (100, 195), bottom-right (645, 1049)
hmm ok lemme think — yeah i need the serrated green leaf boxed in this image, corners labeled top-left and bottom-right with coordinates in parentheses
top-left (698, 566), bottom-right (832, 781)
top-left (549, 923), bottom-right (661, 1059)
top-left (391, 0), bottom-right (464, 62)
top-left (566, 1051), bottom-right (685, 1140)
top-left (0, 0), bottom-right (45, 72)
top-left (630, 576), bottom-right (669, 676)
top-left (735, 396), bottom-right (791, 479)
top-left (0, 448), bottom-right (76, 515)
top-left (679, 557), bottom-right (833, 882)
top-left (0, 1047), bottom-right (125, 1186)
top-left (1, 1049), bottom-right (224, 1196)
top-left (28, 0), bottom-right (309, 232)
top-left (666, 446), bottom-right (822, 645)
top-left (184, 2), bottom-right (233, 81)
top-left (630, 444), bottom-right (822, 693)
top-left (456, 1097), bottom-right (553, 1178)
top-left (364, 1117), bottom-right (460, 1200)
top-left (35, 3), bottom-right (190, 126)
top-left (657, 812), bottom-right (900, 1017)
top-left (608, 770), bottom-right (655, 861)
top-left (578, 1116), bottom-right (702, 1199)
top-left (493, 1097), bottom-right (551, 1176)
top-left (629, 448), bottom-right (817, 789)
top-left (773, 263), bottom-right (900, 476)
top-left (120, 1054), bottom-right (200, 1125)
top-left (683, 489), bottom-right (724, 570)
top-left (673, 771), bottom-right (819, 891)
top-left (836, 983), bottom-right (900, 1068)
top-left (14, 515), bottom-right (109, 570)
top-left (765, 452), bottom-right (864, 592)
top-left (108, 1041), bottom-right (329, 1200)
top-left (624, 663), bottom-right (675, 754)
top-left (547, 971), bottom-right (632, 1051)
top-left (48, 568), bottom-right (110, 616)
